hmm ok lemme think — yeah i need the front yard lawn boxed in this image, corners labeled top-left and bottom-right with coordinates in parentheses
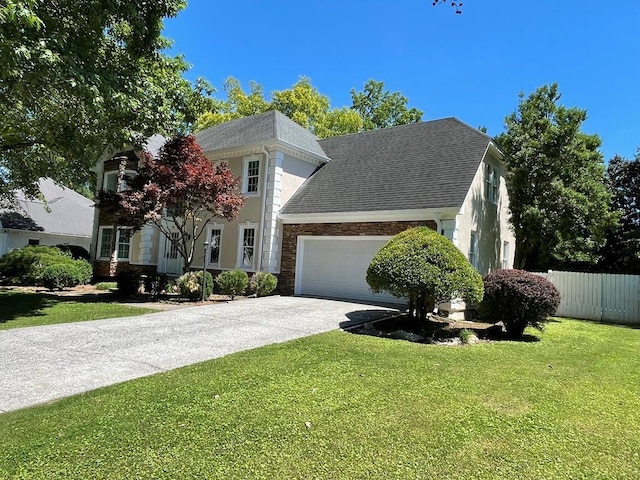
top-left (1, 318), bottom-right (639, 479)
top-left (0, 290), bottom-right (158, 330)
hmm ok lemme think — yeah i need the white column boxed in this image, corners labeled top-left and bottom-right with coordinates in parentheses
top-left (138, 224), bottom-right (154, 264)
top-left (262, 151), bottom-right (284, 273)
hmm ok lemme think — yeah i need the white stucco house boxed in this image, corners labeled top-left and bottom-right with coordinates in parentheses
top-left (0, 178), bottom-right (94, 256)
top-left (92, 111), bottom-right (515, 304)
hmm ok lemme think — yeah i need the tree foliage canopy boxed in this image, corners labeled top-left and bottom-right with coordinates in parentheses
top-left (0, 0), bottom-right (215, 200)
top-left (496, 83), bottom-right (617, 271)
top-left (600, 152), bottom-right (640, 273)
top-left (110, 135), bottom-right (245, 273)
top-left (193, 77), bottom-right (421, 138)
top-left (366, 227), bottom-right (483, 323)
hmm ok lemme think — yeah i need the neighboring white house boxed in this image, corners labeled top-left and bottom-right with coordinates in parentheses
top-left (0, 178), bottom-right (94, 256)
top-left (92, 112), bottom-right (515, 304)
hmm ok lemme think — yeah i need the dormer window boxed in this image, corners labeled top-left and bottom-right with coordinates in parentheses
top-left (242, 156), bottom-right (260, 195)
top-left (485, 164), bottom-right (499, 204)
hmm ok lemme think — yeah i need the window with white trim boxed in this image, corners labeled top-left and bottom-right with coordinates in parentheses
top-left (485, 164), bottom-right (499, 203)
top-left (28, 238), bottom-right (40, 246)
top-left (502, 241), bottom-right (510, 269)
top-left (242, 157), bottom-right (260, 195)
top-left (238, 224), bottom-right (257, 269)
top-left (103, 170), bottom-right (136, 193)
top-left (98, 226), bottom-right (133, 261)
top-left (207, 225), bottom-right (223, 266)
top-left (469, 231), bottom-right (479, 269)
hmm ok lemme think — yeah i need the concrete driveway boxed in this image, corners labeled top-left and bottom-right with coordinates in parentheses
top-left (0, 296), bottom-right (399, 413)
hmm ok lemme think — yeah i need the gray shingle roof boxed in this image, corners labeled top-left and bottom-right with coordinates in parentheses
top-left (0, 179), bottom-right (93, 236)
top-left (280, 117), bottom-right (492, 215)
top-left (195, 110), bottom-right (328, 159)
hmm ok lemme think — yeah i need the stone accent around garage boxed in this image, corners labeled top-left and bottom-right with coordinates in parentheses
top-left (279, 221), bottom-right (437, 295)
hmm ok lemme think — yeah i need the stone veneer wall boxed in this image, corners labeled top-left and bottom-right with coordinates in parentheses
top-left (279, 221), bottom-right (437, 295)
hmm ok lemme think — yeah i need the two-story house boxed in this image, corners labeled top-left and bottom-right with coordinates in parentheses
top-left (92, 111), bottom-right (515, 305)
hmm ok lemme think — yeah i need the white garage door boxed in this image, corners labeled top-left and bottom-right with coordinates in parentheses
top-left (295, 236), bottom-right (402, 304)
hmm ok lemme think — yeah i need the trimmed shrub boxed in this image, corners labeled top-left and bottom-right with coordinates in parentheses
top-left (215, 269), bottom-right (248, 300)
top-left (41, 261), bottom-right (92, 291)
top-left (367, 227), bottom-right (483, 323)
top-left (478, 269), bottom-right (561, 338)
top-left (0, 245), bottom-right (65, 284)
top-left (177, 271), bottom-right (213, 300)
top-left (249, 271), bottom-right (278, 297)
top-left (116, 270), bottom-right (141, 296)
top-left (0, 246), bottom-right (91, 288)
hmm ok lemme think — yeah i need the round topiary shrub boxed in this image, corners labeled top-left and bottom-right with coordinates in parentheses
top-left (478, 269), bottom-right (561, 338)
top-left (249, 271), bottom-right (278, 297)
top-left (215, 269), bottom-right (249, 300)
top-left (367, 226), bottom-right (483, 323)
top-left (176, 271), bottom-right (213, 300)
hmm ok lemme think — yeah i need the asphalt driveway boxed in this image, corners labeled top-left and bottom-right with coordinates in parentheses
top-left (0, 296), bottom-right (399, 413)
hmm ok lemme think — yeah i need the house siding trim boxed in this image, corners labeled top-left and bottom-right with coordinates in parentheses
top-left (279, 220), bottom-right (437, 295)
top-left (279, 208), bottom-right (458, 224)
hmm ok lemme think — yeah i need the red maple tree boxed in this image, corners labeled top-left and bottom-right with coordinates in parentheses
top-left (117, 134), bottom-right (245, 272)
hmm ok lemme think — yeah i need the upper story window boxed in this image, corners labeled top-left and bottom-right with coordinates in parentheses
top-left (242, 156), bottom-right (260, 195)
top-left (103, 170), bottom-right (136, 193)
top-left (485, 164), bottom-right (499, 204)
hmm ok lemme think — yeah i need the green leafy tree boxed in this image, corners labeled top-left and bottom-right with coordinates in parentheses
top-left (496, 84), bottom-right (617, 271)
top-left (193, 77), bottom-right (424, 138)
top-left (314, 108), bottom-right (364, 138)
top-left (366, 227), bottom-right (483, 324)
top-left (271, 77), bottom-right (331, 131)
top-left (350, 80), bottom-right (423, 131)
top-left (600, 152), bottom-right (640, 273)
top-left (193, 77), bottom-right (270, 131)
top-left (0, 0), bottom-right (215, 201)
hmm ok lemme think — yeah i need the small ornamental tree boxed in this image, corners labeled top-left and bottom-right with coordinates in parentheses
top-left (114, 135), bottom-right (245, 272)
top-left (366, 227), bottom-right (483, 324)
top-left (478, 269), bottom-right (561, 339)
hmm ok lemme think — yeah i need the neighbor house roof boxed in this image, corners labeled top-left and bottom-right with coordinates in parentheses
top-left (195, 110), bottom-right (329, 160)
top-left (280, 117), bottom-right (494, 215)
top-left (0, 178), bottom-right (94, 237)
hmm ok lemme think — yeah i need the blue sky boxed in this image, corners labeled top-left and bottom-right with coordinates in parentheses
top-left (164, 0), bottom-right (640, 161)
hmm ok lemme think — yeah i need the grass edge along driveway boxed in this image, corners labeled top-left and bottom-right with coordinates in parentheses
top-left (0, 290), bottom-right (158, 330)
top-left (1, 318), bottom-right (639, 479)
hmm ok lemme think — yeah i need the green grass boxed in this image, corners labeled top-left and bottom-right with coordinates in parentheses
top-left (1, 319), bottom-right (639, 479)
top-left (94, 282), bottom-right (117, 291)
top-left (0, 291), bottom-right (158, 330)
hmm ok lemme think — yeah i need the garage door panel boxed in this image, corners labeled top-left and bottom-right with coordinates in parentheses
top-left (298, 237), bottom-right (400, 304)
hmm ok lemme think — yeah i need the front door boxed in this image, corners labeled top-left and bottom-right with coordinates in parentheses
top-left (163, 231), bottom-right (181, 275)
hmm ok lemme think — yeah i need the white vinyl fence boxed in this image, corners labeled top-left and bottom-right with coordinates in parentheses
top-left (534, 270), bottom-right (640, 324)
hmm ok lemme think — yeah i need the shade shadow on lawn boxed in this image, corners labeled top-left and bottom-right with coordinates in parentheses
top-left (0, 291), bottom-right (53, 324)
top-left (0, 290), bottom-right (158, 329)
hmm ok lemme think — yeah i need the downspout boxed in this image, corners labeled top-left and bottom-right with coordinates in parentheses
top-left (434, 212), bottom-right (442, 235)
top-left (256, 146), bottom-right (270, 272)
